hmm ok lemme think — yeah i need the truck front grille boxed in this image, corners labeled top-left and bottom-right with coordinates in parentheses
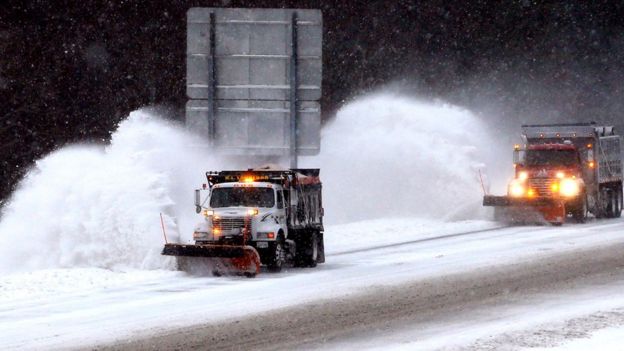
top-left (528, 178), bottom-right (555, 196)
top-left (213, 217), bottom-right (246, 231)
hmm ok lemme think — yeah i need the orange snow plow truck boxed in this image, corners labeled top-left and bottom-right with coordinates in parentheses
top-left (162, 169), bottom-right (324, 277)
top-left (484, 123), bottom-right (623, 224)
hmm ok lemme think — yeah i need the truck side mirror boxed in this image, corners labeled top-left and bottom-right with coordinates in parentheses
top-left (195, 189), bottom-right (201, 213)
top-left (587, 149), bottom-right (594, 162)
top-left (513, 150), bottom-right (525, 165)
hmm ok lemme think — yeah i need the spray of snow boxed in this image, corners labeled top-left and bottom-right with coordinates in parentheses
top-left (303, 93), bottom-right (494, 223)
top-left (0, 110), bottom-right (221, 273)
top-left (0, 94), bottom-right (500, 273)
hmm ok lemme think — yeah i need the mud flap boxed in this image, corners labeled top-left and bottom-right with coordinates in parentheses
top-left (162, 243), bottom-right (261, 276)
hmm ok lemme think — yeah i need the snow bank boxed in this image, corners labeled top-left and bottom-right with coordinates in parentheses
top-left (305, 93), bottom-right (492, 223)
top-left (0, 110), bottom-right (220, 273)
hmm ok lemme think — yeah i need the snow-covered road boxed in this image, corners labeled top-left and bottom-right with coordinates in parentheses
top-left (2, 217), bottom-right (624, 350)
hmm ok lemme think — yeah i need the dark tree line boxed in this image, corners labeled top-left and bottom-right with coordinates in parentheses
top-left (2, 1), bottom-right (624, 200)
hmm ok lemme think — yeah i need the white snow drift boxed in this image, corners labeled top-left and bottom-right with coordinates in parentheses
top-left (0, 111), bottom-right (219, 272)
top-left (308, 93), bottom-right (491, 223)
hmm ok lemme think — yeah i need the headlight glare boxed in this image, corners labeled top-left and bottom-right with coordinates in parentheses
top-left (509, 179), bottom-right (525, 197)
top-left (559, 178), bottom-right (580, 197)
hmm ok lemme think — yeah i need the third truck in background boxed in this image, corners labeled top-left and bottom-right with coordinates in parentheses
top-left (484, 122), bottom-right (623, 224)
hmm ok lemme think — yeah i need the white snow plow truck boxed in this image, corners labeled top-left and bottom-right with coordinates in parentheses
top-left (162, 169), bottom-right (324, 277)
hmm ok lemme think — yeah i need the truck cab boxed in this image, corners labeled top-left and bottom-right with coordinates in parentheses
top-left (192, 179), bottom-right (292, 271)
top-left (193, 180), bottom-right (287, 247)
top-left (510, 143), bottom-right (587, 220)
top-left (173, 169), bottom-right (324, 273)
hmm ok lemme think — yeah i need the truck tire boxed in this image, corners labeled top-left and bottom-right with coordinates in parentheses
top-left (606, 189), bottom-right (617, 218)
top-left (595, 187), bottom-right (612, 219)
top-left (317, 232), bottom-right (325, 264)
top-left (594, 197), bottom-right (604, 219)
top-left (266, 237), bottom-right (285, 272)
top-left (616, 184), bottom-right (623, 218)
top-left (571, 195), bottom-right (588, 223)
top-left (295, 231), bottom-right (318, 268)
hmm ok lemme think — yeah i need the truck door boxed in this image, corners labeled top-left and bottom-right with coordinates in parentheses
top-left (276, 190), bottom-right (287, 228)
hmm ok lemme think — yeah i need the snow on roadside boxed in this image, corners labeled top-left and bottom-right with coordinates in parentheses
top-left (0, 217), bottom-right (498, 300)
top-left (528, 326), bottom-right (624, 351)
top-left (0, 268), bottom-right (183, 302)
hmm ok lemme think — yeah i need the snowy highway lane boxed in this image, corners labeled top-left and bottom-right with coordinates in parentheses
top-left (2, 217), bottom-right (624, 350)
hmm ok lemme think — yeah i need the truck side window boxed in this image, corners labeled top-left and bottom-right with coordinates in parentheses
top-left (277, 190), bottom-right (284, 209)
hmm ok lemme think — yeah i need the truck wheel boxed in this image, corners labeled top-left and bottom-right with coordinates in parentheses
top-left (615, 184), bottom-right (623, 218)
top-left (606, 189), bottom-right (616, 218)
top-left (295, 231), bottom-right (318, 268)
top-left (572, 195), bottom-right (588, 223)
top-left (317, 232), bottom-right (325, 264)
top-left (596, 187), bottom-right (612, 219)
top-left (266, 238), bottom-right (285, 272)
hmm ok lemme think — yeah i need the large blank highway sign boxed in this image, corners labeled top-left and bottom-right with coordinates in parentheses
top-left (186, 8), bottom-right (322, 156)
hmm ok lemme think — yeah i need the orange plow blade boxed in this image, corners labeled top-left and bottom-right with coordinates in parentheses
top-left (484, 195), bottom-right (566, 225)
top-left (162, 243), bottom-right (261, 277)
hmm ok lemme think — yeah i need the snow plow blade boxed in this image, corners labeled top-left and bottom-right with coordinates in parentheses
top-left (162, 243), bottom-right (261, 276)
top-left (483, 195), bottom-right (565, 225)
top-left (483, 195), bottom-right (558, 207)
top-left (163, 243), bottom-right (251, 258)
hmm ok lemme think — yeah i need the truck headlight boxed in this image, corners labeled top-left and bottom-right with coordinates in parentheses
top-left (508, 179), bottom-right (525, 197)
top-left (203, 209), bottom-right (214, 217)
top-left (559, 178), bottom-right (580, 197)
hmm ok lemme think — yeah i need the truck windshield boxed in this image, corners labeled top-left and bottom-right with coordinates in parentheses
top-left (210, 187), bottom-right (275, 208)
top-left (525, 150), bottom-right (578, 166)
